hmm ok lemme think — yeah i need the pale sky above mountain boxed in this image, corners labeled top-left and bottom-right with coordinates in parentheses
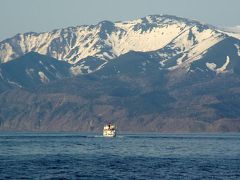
top-left (0, 0), bottom-right (239, 41)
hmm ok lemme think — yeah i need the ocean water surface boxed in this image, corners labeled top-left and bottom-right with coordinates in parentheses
top-left (0, 133), bottom-right (240, 179)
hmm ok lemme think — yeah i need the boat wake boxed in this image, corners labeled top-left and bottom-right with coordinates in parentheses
top-left (93, 135), bottom-right (124, 138)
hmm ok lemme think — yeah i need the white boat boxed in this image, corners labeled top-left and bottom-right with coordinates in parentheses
top-left (103, 123), bottom-right (116, 137)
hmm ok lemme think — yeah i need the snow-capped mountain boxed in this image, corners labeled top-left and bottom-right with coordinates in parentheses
top-left (0, 15), bottom-right (231, 65)
top-left (1, 15), bottom-right (240, 132)
top-left (0, 15), bottom-right (239, 87)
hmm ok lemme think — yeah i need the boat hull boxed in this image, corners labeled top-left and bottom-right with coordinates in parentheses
top-left (103, 130), bottom-right (116, 137)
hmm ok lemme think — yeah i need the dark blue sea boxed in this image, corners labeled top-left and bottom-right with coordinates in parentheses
top-left (0, 133), bottom-right (240, 179)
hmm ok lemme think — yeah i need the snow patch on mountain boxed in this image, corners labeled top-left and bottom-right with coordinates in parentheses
top-left (216, 56), bottom-right (230, 73)
top-left (0, 68), bottom-right (3, 79)
top-left (38, 71), bottom-right (49, 83)
top-left (70, 64), bottom-right (93, 75)
top-left (70, 66), bottom-right (82, 75)
top-left (234, 44), bottom-right (240, 56)
top-left (206, 56), bottom-right (230, 74)
top-left (141, 22), bottom-right (226, 71)
top-left (50, 65), bottom-right (56, 69)
top-left (26, 68), bottom-right (35, 79)
top-left (7, 80), bottom-right (22, 88)
top-left (206, 62), bottom-right (217, 71)
top-left (114, 22), bottom-right (187, 55)
top-left (187, 34), bottom-right (224, 62)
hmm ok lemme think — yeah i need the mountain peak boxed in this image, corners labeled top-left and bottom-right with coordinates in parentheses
top-left (97, 20), bottom-right (115, 26)
top-left (137, 14), bottom-right (203, 25)
top-left (96, 20), bottom-right (116, 35)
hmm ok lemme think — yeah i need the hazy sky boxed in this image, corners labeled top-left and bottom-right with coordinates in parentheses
top-left (0, 0), bottom-right (239, 41)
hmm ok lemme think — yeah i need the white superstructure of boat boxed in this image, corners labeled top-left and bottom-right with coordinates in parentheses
top-left (103, 123), bottom-right (116, 137)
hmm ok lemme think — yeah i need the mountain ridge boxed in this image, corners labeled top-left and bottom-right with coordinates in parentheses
top-left (0, 15), bottom-right (240, 132)
top-left (0, 14), bottom-right (234, 64)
